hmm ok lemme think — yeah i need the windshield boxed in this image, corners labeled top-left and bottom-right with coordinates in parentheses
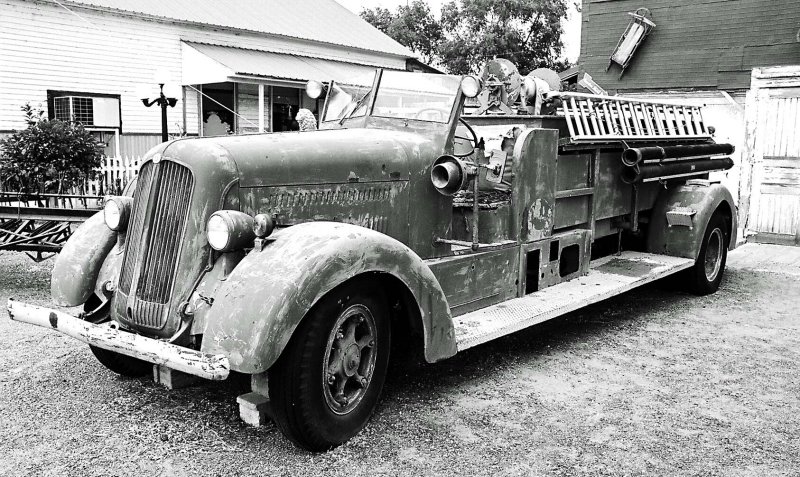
top-left (372, 71), bottom-right (461, 123)
top-left (322, 72), bottom-right (375, 123)
top-left (321, 71), bottom-right (462, 124)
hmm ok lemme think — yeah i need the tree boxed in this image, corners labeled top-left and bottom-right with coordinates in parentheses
top-left (362, 0), bottom-right (570, 75)
top-left (439, 0), bottom-right (569, 74)
top-left (362, 1), bottom-right (443, 65)
top-left (0, 103), bottom-right (104, 193)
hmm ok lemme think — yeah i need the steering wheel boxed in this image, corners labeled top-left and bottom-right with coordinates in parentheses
top-left (414, 108), bottom-right (449, 121)
top-left (453, 117), bottom-right (479, 158)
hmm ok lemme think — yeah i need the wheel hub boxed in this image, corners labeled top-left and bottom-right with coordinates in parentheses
top-left (704, 228), bottom-right (724, 281)
top-left (322, 304), bottom-right (377, 415)
top-left (342, 344), bottom-right (361, 377)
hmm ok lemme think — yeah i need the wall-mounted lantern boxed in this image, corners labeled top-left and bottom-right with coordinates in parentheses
top-left (607, 8), bottom-right (656, 79)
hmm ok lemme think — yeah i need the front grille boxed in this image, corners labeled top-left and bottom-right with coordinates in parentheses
top-left (118, 160), bottom-right (194, 329)
top-left (118, 162), bottom-right (155, 294)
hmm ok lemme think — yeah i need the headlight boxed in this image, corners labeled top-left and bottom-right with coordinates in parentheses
top-left (103, 196), bottom-right (132, 232)
top-left (206, 210), bottom-right (255, 252)
top-left (460, 75), bottom-right (483, 98)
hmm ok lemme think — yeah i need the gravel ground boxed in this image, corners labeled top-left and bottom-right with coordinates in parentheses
top-left (0, 244), bottom-right (798, 476)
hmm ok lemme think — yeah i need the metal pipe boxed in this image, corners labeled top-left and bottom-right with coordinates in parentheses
top-left (621, 143), bottom-right (735, 167)
top-left (621, 157), bottom-right (734, 184)
top-left (471, 175), bottom-right (479, 251)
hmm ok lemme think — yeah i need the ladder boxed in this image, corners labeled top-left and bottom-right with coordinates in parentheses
top-left (547, 92), bottom-right (712, 143)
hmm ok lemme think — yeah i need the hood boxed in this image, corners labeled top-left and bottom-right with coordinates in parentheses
top-left (200, 128), bottom-right (431, 187)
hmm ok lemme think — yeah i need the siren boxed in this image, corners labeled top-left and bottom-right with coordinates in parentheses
top-left (430, 155), bottom-right (478, 196)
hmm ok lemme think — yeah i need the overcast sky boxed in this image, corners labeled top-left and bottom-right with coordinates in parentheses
top-left (334, 0), bottom-right (582, 63)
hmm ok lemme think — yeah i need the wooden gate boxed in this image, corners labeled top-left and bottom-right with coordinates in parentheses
top-left (741, 66), bottom-right (800, 245)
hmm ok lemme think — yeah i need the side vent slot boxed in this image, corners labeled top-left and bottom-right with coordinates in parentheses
top-left (549, 240), bottom-right (560, 262)
top-left (525, 250), bottom-right (541, 294)
top-left (559, 244), bottom-right (580, 277)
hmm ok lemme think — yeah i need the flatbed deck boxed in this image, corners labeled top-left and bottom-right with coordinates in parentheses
top-left (454, 252), bottom-right (694, 351)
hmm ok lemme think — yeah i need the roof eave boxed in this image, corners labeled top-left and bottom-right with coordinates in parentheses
top-left (54, 0), bottom-right (415, 60)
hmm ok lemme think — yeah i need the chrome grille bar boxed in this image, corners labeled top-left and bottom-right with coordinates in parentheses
top-left (118, 162), bottom-right (155, 294)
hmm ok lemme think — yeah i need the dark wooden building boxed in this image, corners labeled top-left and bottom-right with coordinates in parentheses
top-left (578, 0), bottom-right (800, 245)
top-left (579, 0), bottom-right (800, 93)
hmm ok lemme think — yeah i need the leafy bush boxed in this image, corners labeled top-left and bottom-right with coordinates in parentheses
top-left (0, 103), bottom-right (104, 193)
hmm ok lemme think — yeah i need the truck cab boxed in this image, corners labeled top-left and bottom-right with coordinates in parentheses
top-left (9, 68), bottom-right (737, 451)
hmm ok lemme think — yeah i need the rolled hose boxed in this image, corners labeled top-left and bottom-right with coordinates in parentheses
top-left (621, 143), bottom-right (735, 167)
top-left (621, 157), bottom-right (734, 184)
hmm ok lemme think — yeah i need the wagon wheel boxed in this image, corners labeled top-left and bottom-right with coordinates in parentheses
top-left (268, 281), bottom-right (391, 451)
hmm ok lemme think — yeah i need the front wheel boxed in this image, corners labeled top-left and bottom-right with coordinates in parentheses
top-left (268, 282), bottom-right (391, 451)
top-left (89, 345), bottom-right (152, 377)
top-left (687, 214), bottom-right (728, 295)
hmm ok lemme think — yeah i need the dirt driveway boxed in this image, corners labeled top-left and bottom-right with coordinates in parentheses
top-left (1, 244), bottom-right (798, 476)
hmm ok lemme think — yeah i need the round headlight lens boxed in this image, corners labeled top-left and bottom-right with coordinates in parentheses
top-left (306, 80), bottom-right (324, 99)
top-left (103, 196), bottom-right (132, 232)
top-left (206, 214), bottom-right (230, 251)
top-left (460, 75), bottom-right (482, 98)
top-left (104, 200), bottom-right (121, 230)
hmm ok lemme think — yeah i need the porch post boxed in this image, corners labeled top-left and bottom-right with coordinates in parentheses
top-left (258, 84), bottom-right (265, 133)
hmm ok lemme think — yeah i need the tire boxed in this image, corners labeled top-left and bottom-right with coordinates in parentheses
top-left (687, 213), bottom-right (728, 295)
top-left (268, 281), bottom-right (391, 451)
top-left (89, 345), bottom-right (152, 378)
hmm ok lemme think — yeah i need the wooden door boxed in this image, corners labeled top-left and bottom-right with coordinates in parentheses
top-left (748, 87), bottom-right (800, 244)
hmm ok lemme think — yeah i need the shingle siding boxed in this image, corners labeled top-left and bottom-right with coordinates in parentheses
top-left (580, 0), bottom-right (800, 92)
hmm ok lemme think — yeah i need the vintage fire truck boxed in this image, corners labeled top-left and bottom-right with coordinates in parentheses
top-left (8, 68), bottom-right (737, 451)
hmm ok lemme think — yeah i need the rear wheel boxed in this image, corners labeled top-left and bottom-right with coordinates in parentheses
top-left (268, 282), bottom-right (391, 451)
top-left (687, 213), bottom-right (728, 295)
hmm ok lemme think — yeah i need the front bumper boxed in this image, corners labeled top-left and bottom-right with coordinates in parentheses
top-left (7, 299), bottom-right (229, 380)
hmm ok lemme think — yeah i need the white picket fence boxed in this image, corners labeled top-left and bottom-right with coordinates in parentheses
top-left (86, 155), bottom-right (141, 196)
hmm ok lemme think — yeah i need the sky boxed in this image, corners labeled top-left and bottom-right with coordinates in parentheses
top-left (334, 0), bottom-right (582, 63)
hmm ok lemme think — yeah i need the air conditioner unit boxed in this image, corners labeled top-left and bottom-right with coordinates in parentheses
top-left (53, 95), bottom-right (120, 128)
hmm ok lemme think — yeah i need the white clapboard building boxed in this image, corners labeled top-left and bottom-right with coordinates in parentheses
top-left (0, 0), bottom-right (419, 166)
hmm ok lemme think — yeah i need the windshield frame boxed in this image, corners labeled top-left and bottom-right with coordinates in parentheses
top-left (320, 70), bottom-right (381, 125)
top-left (370, 70), bottom-right (462, 124)
top-left (320, 70), bottom-right (463, 127)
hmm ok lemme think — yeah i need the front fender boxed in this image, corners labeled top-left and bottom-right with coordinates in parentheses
top-left (51, 212), bottom-right (116, 306)
top-left (201, 222), bottom-right (456, 374)
top-left (646, 181), bottom-right (738, 260)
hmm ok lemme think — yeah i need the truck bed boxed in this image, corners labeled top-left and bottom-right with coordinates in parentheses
top-left (454, 252), bottom-right (694, 351)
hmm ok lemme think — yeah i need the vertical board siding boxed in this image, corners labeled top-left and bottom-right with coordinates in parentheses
top-left (743, 67), bottom-right (800, 241)
top-left (752, 93), bottom-right (800, 236)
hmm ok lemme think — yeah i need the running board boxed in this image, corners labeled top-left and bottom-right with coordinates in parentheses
top-left (454, 252), bottom-right (694, 351)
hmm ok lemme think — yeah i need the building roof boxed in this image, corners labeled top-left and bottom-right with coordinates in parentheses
top-left (61, 0), bottom-right (414, 58)
top-left (182, 42), bottom-right (390, 85)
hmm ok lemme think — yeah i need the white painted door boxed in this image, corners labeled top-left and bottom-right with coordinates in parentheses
top-left (751, 89), bottom-right (800, 242)
top-left (744, 67), bottom-right (800, 245)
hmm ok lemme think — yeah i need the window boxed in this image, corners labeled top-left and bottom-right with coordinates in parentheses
top-left (47, 91), bottom-right (121, 130)
top-left (53, 96), bottom-right (93, 124)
